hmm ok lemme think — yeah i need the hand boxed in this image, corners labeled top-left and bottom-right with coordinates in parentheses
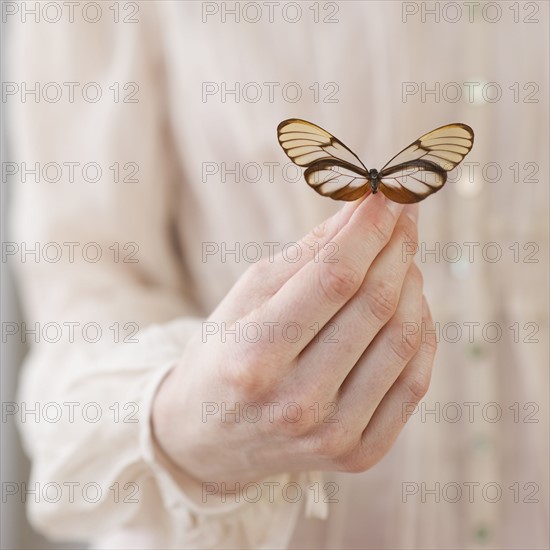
top-left (152, 193), bottom-right (437, 486)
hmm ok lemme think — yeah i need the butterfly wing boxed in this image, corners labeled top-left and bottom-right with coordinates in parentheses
top-left (277, 118), bottom-right (371, 200)
top-left (304, 160), bottom-right (372, 201)
top-left (377, 123), bottom-right (474, 203)
top-left (380, 123), bottom-right (474, 172)
top-left (278, 118), bottom-right (368, 168)
top-left (378, 160), bottom-right (448, 204)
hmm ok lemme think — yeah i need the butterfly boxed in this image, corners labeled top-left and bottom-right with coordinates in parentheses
top-left (277, 119), bottom-right (474, 203)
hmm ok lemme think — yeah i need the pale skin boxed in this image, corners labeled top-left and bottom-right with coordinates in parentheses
top-left (152, 193), bottom-right (437, 491)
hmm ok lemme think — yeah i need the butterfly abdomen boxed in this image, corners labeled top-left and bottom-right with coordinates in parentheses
top-left (369, 169), bottom-right (379, 193)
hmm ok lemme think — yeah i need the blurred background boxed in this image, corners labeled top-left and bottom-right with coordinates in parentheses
top-left (2, 1), bottom-right (549, 549)
top-left (2, 125), bottom-right (60, 550)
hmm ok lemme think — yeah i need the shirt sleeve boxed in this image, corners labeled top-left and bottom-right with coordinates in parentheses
top-left (5, 6), bottom-right (325, 548)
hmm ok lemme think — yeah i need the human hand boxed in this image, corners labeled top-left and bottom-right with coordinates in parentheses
top-left (152, 193), bottom-right (436, 485)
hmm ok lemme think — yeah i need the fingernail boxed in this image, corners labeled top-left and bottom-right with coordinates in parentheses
top-left (404, 204), bottom-right (419, 223)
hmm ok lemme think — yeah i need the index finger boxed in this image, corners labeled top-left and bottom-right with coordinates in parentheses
top-left (256, 193), bottom-right (404, 361)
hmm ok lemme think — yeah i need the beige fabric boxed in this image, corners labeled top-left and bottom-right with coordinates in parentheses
top-left (6, 2), bottom-right (549, 548)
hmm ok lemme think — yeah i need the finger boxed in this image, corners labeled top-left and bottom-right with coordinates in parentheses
top-left (213, 197), bottom-right (364, 321)
top-left (295, 203), bottom-right (419, 393)
top-left (354, 296), bottom-right (436, 470)
top-left (264, 199), bottom-right (363, 289)
top-left (335, 263), bottom-right (424, 428)
top-left (254, 193), bottom-right (404, 362)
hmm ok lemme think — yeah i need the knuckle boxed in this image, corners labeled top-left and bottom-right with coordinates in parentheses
top-left (241, 340), bottom-right (266, 368)
top-left (225, 367), bottom-right (266, 398)
top-left (344, 439), bottom-right (388, 472)
top-left (423, 331), bottom-right (438, 355)
top-left (369, 221), bottom-right (390, 247)
top-left (364, 279), bottom-right (400, 323)
top-left (274, 411), bottom-right (313, 438)
top-left (368, 215), bottom-right (393, 248)
top-left (225, 348), bottom-right (271, 398)
top-left (311, 425), bottom-right (358, 461)
top-left (319, 260), bottom-right (362, 303)
top-left (389, 321), bottom-right (422, 362)
top-left (340, 455), bottom-right (372, 474)
top-left (338, 441), bottom-right (381, 473)
top-left (398, 219), bottom-right (418, 251)
top-left (300, 223), bottom-right (326, 255)
top-left (310, 219), bottom-right (328, 241)
top-left (403, 372), bottom-right (431, 402)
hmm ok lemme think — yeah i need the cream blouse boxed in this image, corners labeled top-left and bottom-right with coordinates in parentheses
top-left (7, 1), bottom-right (549, 548)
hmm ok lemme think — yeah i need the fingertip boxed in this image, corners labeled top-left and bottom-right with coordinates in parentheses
top-left (353, 191), bottom-right (402, 221)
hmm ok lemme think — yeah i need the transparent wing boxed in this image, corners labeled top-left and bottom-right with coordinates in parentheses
top-left (380, 123), bottom-right (474, 172)
top-left (304, 160), bottom-right (371, 201)
top-left (379, 160), bottom-right (447, 204)
top-left (277, 118), bottom-right (368, 170)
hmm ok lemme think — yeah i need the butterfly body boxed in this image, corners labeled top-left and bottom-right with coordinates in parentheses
top-left (277, 119), bottom-right (474, 203)
top-left (368, 169), bottom-right (380, 194)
